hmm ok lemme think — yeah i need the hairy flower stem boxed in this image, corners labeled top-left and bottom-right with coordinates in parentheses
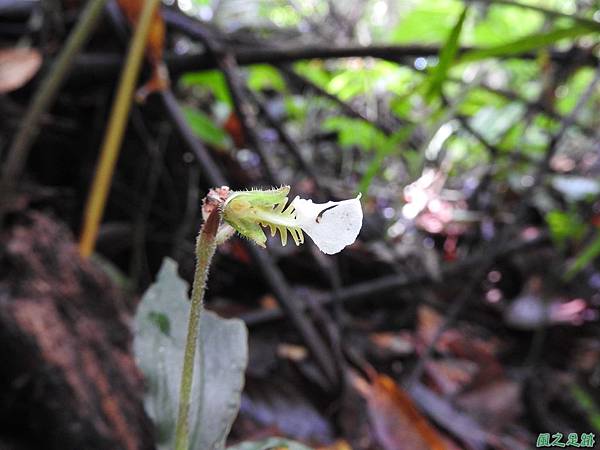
top-left (174, 209), bottom-right (220, 450)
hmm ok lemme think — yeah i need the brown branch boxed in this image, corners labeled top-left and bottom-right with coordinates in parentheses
top-left (162, 13), bottom-right (281, 184)
top-left (67, 41), bottom-right (600, 82)
top-left (65, 7), bottom-right (599, 84)
top-left (242, 233), bottom-right (548, 327)
top-left (408, 68), bottom-right (600, 387)
top-left (279, 65), bottom-right (400, 135)
top-left (214, 52), bottom-right (281, 185)
top-left (246, 88), bottom-right (325, 192)
top-left (278, 65), bottom-right (419, 168)
top-left (67, 44), bottom-right (599, 85)
top-left (535, 64), bottom-right (600, 179)
top-left (477, 82), bottom-right (597, 138)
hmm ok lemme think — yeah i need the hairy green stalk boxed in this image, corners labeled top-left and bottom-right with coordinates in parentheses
top-left (174, 209), bottom-right (221, 450)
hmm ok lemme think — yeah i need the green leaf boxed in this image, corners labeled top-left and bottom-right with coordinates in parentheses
top-left (247, 65), bottom-right (286, 93)
top-left (293, 62), bottom-right (332, 91)
top-left (327, 70), bottom-right (367, 101)
top-left (570, 384), bottom-right (600, 433)
top-left (545, 210), bottom-right (586, 246)
top-left (565, 232), bottom-right (600, 280)
top-left (468, 103), bottom-right (525, 144)
top-left (134, 258), bottom-right (248, 450)
top-left (90, 253), bottom-right (133, 292)
top-left (295, 61), bottom-right (413, 102)
top-left (459, 25), bottom-right (596, 63)
top-left (228, 438), bottom-right (313, 450)
top-left (358, 126), bottom-right (414, 193)
top-left (321, 117), bottom-right (387, 151)
top-left (457, 88), bottom-right (507, 116)
top-left (148, 311), bottom-right (171, 336)
top-left (182, 106), bottom-right (232, 150)
top-left (425, 6), bottom-right (469, 100)
top-left (392, 0), bottom-right (464, 44)
top-left (556, 67), bottom-right (596, 115)
top-left (471, 4), bottom-right (544, 46)
top-left (283, 95), bottom-right (307, 121)
top-left (180, 70), bottom-right (233, 107)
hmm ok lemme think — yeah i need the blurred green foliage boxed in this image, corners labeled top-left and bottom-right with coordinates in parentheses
top-left (182, 106), bottom-right (232, 150)
top-left (570, 384), bottom-right (600, 432)
top-left (566, 233), bottom-right (600, 280)
top-left (181, 70), bottom-right (233, 106)
top-left (546, 209), bottom-right (586, 246)
top-left (179, 0), bottom-right (599, 274)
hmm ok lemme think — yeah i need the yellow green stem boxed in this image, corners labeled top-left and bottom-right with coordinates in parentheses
top-left (78, 0), bottom-right (161, 257)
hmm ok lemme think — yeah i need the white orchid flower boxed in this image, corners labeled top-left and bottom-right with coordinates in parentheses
top-left (221, 186), bottom-right (362, 254)
top-left (291, 195), bottom-right (363, 254)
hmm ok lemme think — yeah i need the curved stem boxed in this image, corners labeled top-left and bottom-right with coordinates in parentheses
top-left (174, 209), bottom-right (220, 450)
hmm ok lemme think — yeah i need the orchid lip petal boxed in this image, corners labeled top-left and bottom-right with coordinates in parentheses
top-left (291, 194), bottom-right (363, 254)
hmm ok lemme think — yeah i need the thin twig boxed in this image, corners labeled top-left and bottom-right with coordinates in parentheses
top-left (408, 65), bottom-right (600, 387)
top-left (170, 166), bottom-right (201, 265)
top-left (129, 112), bottom-right (170, 288)
top-left (1, 0), bottom-right (108, 190)
top-left (247, 88), bottom-right (325, 192)
top-left (214, 52), bottom-right (281, 185)
top-left (160, 90), bottom-right (226, 186)
top-left (279, 65), bottom-right (416, 170)
top-left (279, 65), bottom-right (405, 135)
top-left (248, 246), bottom-right (339, 386)
top-left (534, 64), bottom-right (600, 180)
top-left (154, 10), bottom-right (281, 184)
top-left (241, 234), bottom-right (548, 327)
top-left (475, 81), bottom-right (597, 138)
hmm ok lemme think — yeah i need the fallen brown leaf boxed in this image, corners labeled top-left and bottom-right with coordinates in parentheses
top-left (316, 439), bottom-right (353, 450)
top-left (369, 331), bottom-right (415, 357)
top-left (0, 48), bottom-right (42, 94)
top-left (353, 372), bottom-right (447, 450)
top-left (456, 379), bottom-right (523, 429)
top-left (276, 343), bottom-right (308, 362)
top-left (409, 383), bottom-right (489, 450)
top-left (424, 359), bottom-right (477, 396)
top-left (417, 306), bottom-right (504, 388)
top-left (416, 305), bottom-right (461, 353)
